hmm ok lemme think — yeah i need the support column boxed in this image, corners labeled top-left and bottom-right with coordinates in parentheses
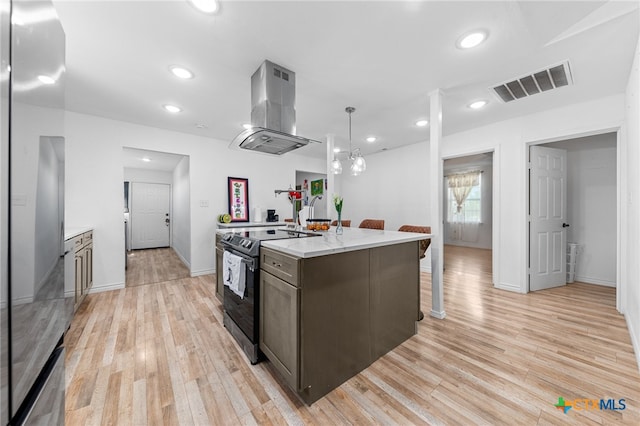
top-left (429, 90), bottom-right (446, 319)
top-left (326, 134), bottom-right (335, 219)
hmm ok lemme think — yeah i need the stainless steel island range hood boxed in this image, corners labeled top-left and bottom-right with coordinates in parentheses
top-left (232, 60), bottom-right (318, 155)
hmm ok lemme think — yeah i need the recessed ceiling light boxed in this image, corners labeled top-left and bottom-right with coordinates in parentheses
top-left (415, 119), bottom-right (429, 127)
top-left (333, 147), bottom-right (341, 153)
top-left (242, 123), bottom-right (253, 130)
top-left (468, 100), bottom-right (488, 109)
top-left (366, 136), bottom-right (376, 143)
top-left (142, 157), bottom-right (151, 162)
top-left (169, 66), bottom-right (194, 79)
top-left (457, 30), bottom-right (488, 49)
top-left (188, 0), bottom-right (219, 14)
top-left (163, 104), bottom-right (182, 113)
top-left (38, 75), bottom-right (55, 85)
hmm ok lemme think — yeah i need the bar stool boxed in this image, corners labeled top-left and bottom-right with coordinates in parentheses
top-left (398, 225), bottom-right (431, 321)
top-left (358, 219), bottom-right (384, 230)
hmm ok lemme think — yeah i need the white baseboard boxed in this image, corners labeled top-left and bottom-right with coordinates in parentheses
top-left (191, 268), bottom-right (215, 277)
top-left (573, 275), bottom-right (616, 287)
top-left (87, 282), bottom-right (125, 294)
top-left (430, 309), bottom-right (446, 319)
top-left (496, 281), bottom-right (524, 293)
top-left (420, 265), bottom-right (431, 273)
top-left (625, 312), bottom-right (640, 374)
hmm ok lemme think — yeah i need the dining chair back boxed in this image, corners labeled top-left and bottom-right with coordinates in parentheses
top-left (358, 219), bottom-right (385, 230)
top-left (330, 219), bottom-right (351, 227)
top-left (398, 225), bottom-right (431, 258)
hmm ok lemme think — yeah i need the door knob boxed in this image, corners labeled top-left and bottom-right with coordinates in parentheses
top-left (562, 223), bottom-right (570, 228)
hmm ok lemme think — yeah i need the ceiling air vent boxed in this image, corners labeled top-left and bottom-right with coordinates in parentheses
top-left (491, 61), bottom-right (573, 103)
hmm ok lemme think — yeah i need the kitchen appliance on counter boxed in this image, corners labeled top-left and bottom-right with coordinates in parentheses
top-left (220, 229), bottom-right (319, 363)
top-left (1, 1), bottom-right (68, 424)
top-left (266, 209), bottom-right (278, 222)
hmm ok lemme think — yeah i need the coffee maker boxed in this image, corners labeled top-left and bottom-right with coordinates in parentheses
top-left (266, 209), bottom-right (278, 222)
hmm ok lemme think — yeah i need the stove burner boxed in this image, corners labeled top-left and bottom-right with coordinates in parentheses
top-left (220, 228), bottom-right (319, 257)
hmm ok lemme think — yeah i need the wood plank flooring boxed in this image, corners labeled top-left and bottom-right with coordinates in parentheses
top-left (126, 247), bottom-right (190, 287)
top-left (66, 245), bottom-right (640, 425)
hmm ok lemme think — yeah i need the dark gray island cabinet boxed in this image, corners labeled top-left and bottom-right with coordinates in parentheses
top-left (259, 239), bottom-right (421, 405)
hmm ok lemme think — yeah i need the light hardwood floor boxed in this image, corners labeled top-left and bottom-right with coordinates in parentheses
top-left (126, 247), bottom-right (190, 287)
top-left (66, 245), bottom-right (640, 425)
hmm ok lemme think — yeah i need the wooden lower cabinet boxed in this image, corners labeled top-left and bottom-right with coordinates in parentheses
top-left (259, 242), bottom-right (419, 405)
top-left (259, 271), bottom-right (299, 391)
top-left (73, 230), bottom-right (94, 310)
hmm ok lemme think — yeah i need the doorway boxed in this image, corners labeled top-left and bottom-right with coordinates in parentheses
top-left (528, 132), bottom-right (617, 293)
top-left (443, 152), bottom-right (494, 279)
top-left (123, 147), bottom-right (191, 287)
top-left (296, 170), bottom-right (328, 221)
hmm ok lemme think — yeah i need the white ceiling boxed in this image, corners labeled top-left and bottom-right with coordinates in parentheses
top-left (53, 1), bottom-right (639, 159)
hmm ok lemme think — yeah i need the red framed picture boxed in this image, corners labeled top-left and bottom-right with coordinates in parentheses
top-left (228, 177), bottom-right (250, 222)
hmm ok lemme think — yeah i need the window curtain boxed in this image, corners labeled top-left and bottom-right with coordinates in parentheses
top-left (447, 171), bottom-right (480, 213)
top-left (447, 171), bottom-right (481, 243)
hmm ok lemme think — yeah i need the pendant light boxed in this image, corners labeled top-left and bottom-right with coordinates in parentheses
top-left (331, 106), bottom-right (366, 176)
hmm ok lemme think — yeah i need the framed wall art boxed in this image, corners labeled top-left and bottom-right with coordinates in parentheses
top-left (228, 177), bottom-right (250, 222)
top-left (311, 178), bottom-right (324, 196)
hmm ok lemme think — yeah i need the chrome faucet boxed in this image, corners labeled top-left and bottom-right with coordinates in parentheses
top-left (274, 187), bottom-right (307, 228)
top-left (309, 195), bottom-right (323, 219)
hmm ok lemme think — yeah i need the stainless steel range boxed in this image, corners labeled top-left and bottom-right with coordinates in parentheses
top-left (220, 229), bottom-right (318, 364)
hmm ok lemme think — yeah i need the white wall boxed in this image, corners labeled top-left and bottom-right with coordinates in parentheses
top-left (339, 142), bottom-right (431, 231)
top-left (443, 161), bottom-right (493, 249)
top-left (123, 167), bottom-right (173, 184)
top-left (65, 111), bottom-right (326, 291)
top-left (548, 134), bottom-right (617, 286)
top-left (622, 34), bottom-right (640, 371)
top-left (172, 156), bottom-right (190, 267)
top-left (339, 142), bottom-right (432, 271)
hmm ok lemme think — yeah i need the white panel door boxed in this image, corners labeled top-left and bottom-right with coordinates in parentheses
top-left (131, 183), bottom-right (170, 250)
top-left (529, 146), bottom-right (568, 291)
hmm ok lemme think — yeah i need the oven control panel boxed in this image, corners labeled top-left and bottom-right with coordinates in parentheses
top-left (221, 233), bottom-right (260, 257)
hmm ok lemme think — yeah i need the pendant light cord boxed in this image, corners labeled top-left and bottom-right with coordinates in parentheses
top-left (346, 106), bottom-right (355, 159)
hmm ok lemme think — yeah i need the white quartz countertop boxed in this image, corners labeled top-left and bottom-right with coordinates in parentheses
top-left (261, 227), bottom-right (430, 259)
top-left (65, 226), bottom-right (93, 241)
top-left (217, 221), bottom-right (288, 229)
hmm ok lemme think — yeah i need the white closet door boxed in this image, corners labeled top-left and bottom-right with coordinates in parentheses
top-left (529, 146), bottom-right (568, 291)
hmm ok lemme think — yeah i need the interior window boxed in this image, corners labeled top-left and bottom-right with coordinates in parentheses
top-left (447, 174), bottom-right (481, 223)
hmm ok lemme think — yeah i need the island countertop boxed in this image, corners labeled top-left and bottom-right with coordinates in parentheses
top-left (261, 227), bottom-right (430, 258)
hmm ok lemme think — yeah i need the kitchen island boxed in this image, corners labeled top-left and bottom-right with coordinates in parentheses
top-left (257, 227), bottom-right (427, 405)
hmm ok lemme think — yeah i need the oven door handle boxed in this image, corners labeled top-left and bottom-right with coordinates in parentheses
top-left (222, 247), bottom-right (257, 271)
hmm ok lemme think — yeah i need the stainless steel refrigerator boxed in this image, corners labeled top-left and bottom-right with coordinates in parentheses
top-left (1, 0), bottom-right (68, 424)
